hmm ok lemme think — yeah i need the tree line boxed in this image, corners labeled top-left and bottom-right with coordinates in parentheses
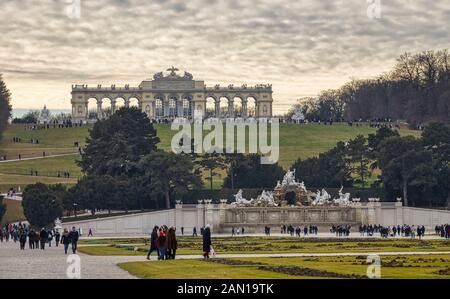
top-left (289, 50), bottom-right (450, 126)
top-left (0, 74), bottom-right (12, 142)
top-left (21, 108), bottom-right (449, 227)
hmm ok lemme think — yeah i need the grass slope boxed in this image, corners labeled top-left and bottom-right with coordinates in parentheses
top-left (0, 123), bottom-right (421, 191)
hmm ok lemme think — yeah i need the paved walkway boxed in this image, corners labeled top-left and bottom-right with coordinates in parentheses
top-left (1, 240), bottom-right (450, 279)
top-left (0, 152), bottom-right (78, 164)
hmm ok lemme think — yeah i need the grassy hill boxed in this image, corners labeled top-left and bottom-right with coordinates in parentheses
top-left (0, 123), bottom-right (421, 192)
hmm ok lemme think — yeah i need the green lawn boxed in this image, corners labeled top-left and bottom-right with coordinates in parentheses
top-left (0, 123), bottom-right (421, 191)
top-left (78, 237), bottom-right (450, 256)
top-left (1, 198), bottom-right (26, 225)
top-left (118, 254), bottom-right (450, 279)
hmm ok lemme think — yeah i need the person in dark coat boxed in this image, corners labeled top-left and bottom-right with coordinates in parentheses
top-left (202, 225), bottom-right (212, 259)
top-left (146, 226), bottom-right (159, 260)
top-left (55, 230), bottom-right (60, 247)
top-left (28, 229), bottom-right (36, 249)
top-left (60, 229), bottom-right (70, 254)
top-left (165, 227), bottom-right (178, 259)
top-left (39, 228), bottom-right (48, 250)
top-left (68, 226), bottom-right (79, 254)
top-left (19, 230), bottom-right (27, 250)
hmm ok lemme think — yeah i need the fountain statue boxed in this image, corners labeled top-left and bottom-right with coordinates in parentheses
top-left (334, 186), bottom-right (351, 205)
top-left (232, 189), bottom-right (253, 206)
top-left (254, 190), bottom-right (277, 207)
top-left (312, 188), bottom-right (331, 206)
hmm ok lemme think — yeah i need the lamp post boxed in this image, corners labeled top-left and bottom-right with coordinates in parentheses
top-left (73, 203), bottom-right (78, 218)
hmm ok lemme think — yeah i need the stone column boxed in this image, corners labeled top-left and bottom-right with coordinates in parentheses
top-left (215, 100), bottom-right (220, 118)
top-left (111, 99), bottom-right (116, 114)
top-left (228, 99), bottom-right (234, 118)
top-left (124, 99), bottom-right (130, 108)
top-left (163, 95), bottom-right (170, 117)
top-left (97, 100), bottom-right (103, 119)
top-left (242, 100), bottom-right (248, 118)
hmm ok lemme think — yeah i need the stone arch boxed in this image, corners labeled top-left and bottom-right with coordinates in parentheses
top-left (205, 96), bottom-right (216, 118)
top-left (128, 97), bottom-right (140, 108)
top-left (246, 96), bottom-right (257, 118)
top-left (232, 96), bottom-right (244, 117)
top-left (114, 97), bottom-right (126, 113)
top-left (219, 96), bottom-right (230, 118)
top-left (167, 94), bottom-right (178, 117)
top-left (154, 95), bottom-right (165, 118)
top-left (180, 94), bottom-right (192, 118)
top-left (100, 97), bottom-right (113, 119)
top-left (86, 97), bottom-right (98, 120)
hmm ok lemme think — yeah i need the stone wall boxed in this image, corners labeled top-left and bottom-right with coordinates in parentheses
top-left (62, 202), bottom-right (450, 236)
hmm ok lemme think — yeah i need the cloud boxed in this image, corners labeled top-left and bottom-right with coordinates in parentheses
top-left (0, 0), bottom-right (449, 113)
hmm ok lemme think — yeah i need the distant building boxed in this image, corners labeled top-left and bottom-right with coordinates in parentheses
top-left (38, 105), bottom-right (51, 124)
top-left (291, 107), bottom-right (305, 123)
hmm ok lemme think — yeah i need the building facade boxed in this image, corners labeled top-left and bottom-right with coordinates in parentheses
top-left (71, 67), bottom-right (273, 122)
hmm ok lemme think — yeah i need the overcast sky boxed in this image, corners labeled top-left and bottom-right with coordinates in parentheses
top-left (1, 0), bottom-right (449, 114)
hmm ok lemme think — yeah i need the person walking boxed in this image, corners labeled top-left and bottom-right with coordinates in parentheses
top-left (19, 230), bottom-right (27, 250)
top-left (146, 226), bottom-right (159, 260)
top-left (202, 225), bottom-right (212, 259)
top-left (192, 226), bottom-right (197, 237)
top-left (47, 230), bottom-right (53, 247)
top-left (39, 228), bottom-right (47, 250)
top-left (60, 229), bottom-right (70, 254)
top-left (88, 228), bottom-right (93, 237)
top-left (156, 228), bottom-right (166, 260)
top-left (28, 229), bottom-right (36, 249)
top-left (166, 227), bottom-right (178, 259)
top-left (55, 230), bottom-right (60, 247)
top-left (68, 226), bottom-right (79, 254)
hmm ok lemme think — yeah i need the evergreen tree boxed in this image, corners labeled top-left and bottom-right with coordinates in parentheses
top-left (0, 74), bottom-right (12, 142)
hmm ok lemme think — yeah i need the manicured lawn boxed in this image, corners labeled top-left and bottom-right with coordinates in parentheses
top-left (117, 254), bottom-right (450, 279)
top-left (78, 237), bottom-right (450, 256)
top-left (0, 155), bottom-right (82, 178)
top-left (1, 198), bottom-right (26, 225)
top-left (118, 259), bottom-right (295, 279)
top-left (0, 123), bottom-right (421, 191)
top-left (0, 173), bottom-right (77, 193)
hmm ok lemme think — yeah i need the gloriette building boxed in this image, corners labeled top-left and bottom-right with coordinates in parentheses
top-left (71, 67), bottom-right (273, 122)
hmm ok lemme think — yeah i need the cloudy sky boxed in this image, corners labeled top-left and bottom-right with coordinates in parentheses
top-left (1, 0), bottom-right (449, 114)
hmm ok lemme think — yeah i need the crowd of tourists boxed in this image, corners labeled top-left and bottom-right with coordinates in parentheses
top-left (0, 223), bottom-right (80, 254)
top-left (280, 225), bottom-right (319, 236)
top-left (435, 224), bottom-right (450, 238)
top-left (358, 224), bottom-right (428, 238)
top-left (330, 224), bottom-right (351, 236)
top-left (146, 224), bottom-right (213, 260)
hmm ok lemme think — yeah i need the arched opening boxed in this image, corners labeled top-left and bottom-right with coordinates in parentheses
top-left (181, 96), bottom-right (191, 118)
top-left (233, 97), bottom-right (243, 117)
top-left (114, 97), bottom-right (126, 113)
top-left (285, 191), bottom-right (297, 206)
top-left (87, 98), bottom-right (98, 120)
top-left (101, 98), bottom-right (112, 119)
top-left (205, 97), bottom-right (216, 118)
top-left (155, 98), bottom-right (164, 118)
top-left (247, 97), bottom-right (256, 118)
top-left (168, 96), bottom-right (177, 117)
top-left (129, 97), bottom-right (140, 108)
top-left (219, 97), bottom-right (229, 118)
